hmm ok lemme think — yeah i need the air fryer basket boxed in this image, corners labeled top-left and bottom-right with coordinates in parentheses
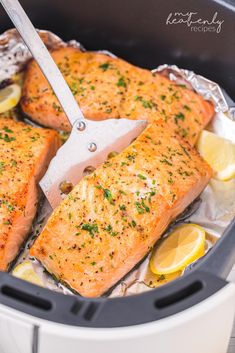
top-left (0, 0), bottom-right (235, 328)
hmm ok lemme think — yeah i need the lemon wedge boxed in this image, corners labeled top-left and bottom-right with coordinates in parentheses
top-left (0, 84), bottom-right (21, 114)
top-left (197, 130), bottom-right (235, 181)
top-left (12, 261), bottom-right (43, 286)
top-left (150, 224), bottom-right (206, 275)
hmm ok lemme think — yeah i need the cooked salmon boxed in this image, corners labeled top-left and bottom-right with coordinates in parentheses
top-left (0, 119), bottom-right (60, 271)
top-left (30, 119), bottom-right (212, 297)
top-left (21, 47), bottom-right (214, 146)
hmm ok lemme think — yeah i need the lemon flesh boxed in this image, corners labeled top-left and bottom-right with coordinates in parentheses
top-left (145, 270), bottom-right (182, 288)
top-left (12, 261), bottom-right (43, 286)
top-left (150, 224), bottom-right (206, 275)
top-left (197, 130), bottom-right (235, 181)
top-left (0, 84), bottom-right (21, 114)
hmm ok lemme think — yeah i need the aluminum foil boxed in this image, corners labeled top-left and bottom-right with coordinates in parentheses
top-left (0, 29), bottom-right (234, 298)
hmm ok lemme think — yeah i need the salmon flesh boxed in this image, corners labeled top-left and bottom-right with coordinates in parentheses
top-left (21, 47), bottom-right (214, 146)
top-left (30, 120), bottom-right (212, 297)
top-left (0, 119), bottom-right (60, 271)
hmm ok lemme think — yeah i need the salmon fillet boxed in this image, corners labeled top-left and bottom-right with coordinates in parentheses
top-left (30, 120), bottom-right (212, 297)
top-left (21, 47), bottom-right (214, 146)
top-left (0, 119), bottom-right (60, 271)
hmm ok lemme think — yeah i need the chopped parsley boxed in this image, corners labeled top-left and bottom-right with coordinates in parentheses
top-left (70, 82), bottom-right (78, 95)
top-left (119, 190), bottom-right (127, 195)
top-left (81, 223), bottom-right (99, 238)
top-left (145, 134), bottom-right (152, 140)
top-left (130, 220), bottom-right (137, 228)
top-left (160, 158), bottom-right (172, 166)
top-left (0, 162), bottom-right (5, 174)
top-left (7, 204), bottom-right (14, 212)
top-left (30, 134), bottom-right (40, 142)
top-left (126, 153), bottom-right (137, 162)
top-left (52, 102), bottom-right (63, 113)
top-left (105, 224), bottom-right (118, 236)
top-left (0, 199), bottom-right (15, 212)
top-left (2, 126), bottom-right (13, 133)
top-left (134, 96), bottom-right (157, 109)
top-left (135, 199), bottom-right (150, 214)
top-left (96, 185), bottom-right (114, 204)
top-left (99, 62), bottom-right (110, 71)
top-left (174, 112), bottom-right (185, 124)
top-left (104, 188), bottom-right (114, 204)
top-left (0, 133), bottom-right (15, 142)
top-left (183, 104), bottom-right (191, 111)
top-left (137, 174), bottom-right (147, 180)
top-left (117, 77), bottom-right (127, 88)
top-left (147, 190), bottom-right (156, 202)
top-left (179, 143), bottom-right (191, 159)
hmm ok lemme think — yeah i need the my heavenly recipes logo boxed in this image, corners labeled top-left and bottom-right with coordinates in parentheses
top-left (166, 12), bottom-right (224, 33)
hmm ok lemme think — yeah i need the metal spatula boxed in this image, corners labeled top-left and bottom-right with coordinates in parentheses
top-left (1, 0), bottom-right (147, 209)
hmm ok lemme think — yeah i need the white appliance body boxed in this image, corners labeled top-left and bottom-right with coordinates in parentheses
top-left (0, 282), bottom-right (234, 353)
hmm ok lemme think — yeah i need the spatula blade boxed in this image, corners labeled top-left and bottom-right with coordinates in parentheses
top-left (40, 118), bottom-right (147, 209)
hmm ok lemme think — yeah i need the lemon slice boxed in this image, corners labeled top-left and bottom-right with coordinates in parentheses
top-left (197, 130), bottom-right (235, 181)
top-left (0, 84), bottom-right (21, 114)
top-left (150, 224), bottom-right (206, 275)
top-left (146, 269), bottom-right (182, 288)
top-left (12, 261), bottom-right (43, 286)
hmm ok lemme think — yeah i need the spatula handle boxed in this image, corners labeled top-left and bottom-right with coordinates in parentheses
top-left (0, 0), bottom-right (85, 126)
